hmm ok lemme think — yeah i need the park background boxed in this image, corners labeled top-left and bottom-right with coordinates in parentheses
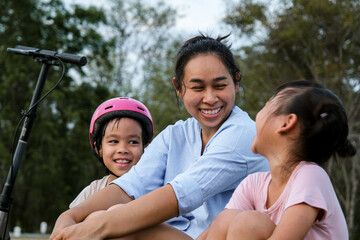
top-left (0, 0), bottom-right (359, 239)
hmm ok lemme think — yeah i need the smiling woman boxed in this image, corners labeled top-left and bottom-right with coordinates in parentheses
top-left (50, 33), bottom-right (269, 240)
top-left (173, 54), bottom-right (239, 149)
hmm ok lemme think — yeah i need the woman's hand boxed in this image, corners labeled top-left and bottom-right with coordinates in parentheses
top-left (50, 211), bottom-right (77, 240)
top-left (50, 218), bottom-right (104, 240)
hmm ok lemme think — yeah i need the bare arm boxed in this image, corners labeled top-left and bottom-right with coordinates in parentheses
top-left (269, 203), bottom-right (320, 240)
top-left (103, 184), bottom-right (179, 238)
top-left (51, 184), bottom-right (179, 239)
top-left (50, 184), bottom-right (132, 239)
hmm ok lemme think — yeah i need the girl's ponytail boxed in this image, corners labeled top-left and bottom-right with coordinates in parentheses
top-left (336, 139), bottom-right (357, 158)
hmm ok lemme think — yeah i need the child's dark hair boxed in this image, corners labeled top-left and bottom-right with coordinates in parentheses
top-left (272, 80), bottom-right (356, 165)
top-left (93, 117), bottom-right (147, 175)
top-left (174, 33), bottom-right (241, 92)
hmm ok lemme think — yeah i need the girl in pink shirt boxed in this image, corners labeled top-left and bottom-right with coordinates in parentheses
top-left (198, 80), bottom-right (356, 240)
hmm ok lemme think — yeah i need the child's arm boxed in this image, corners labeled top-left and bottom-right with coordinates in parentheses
top-left (218, 204), bottom-right (319, 240)
top-left (269, 203), bottom-right (320, 240)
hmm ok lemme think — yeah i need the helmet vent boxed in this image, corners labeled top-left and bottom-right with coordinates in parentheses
top-left (105, 106), bottom-right (113, 110)
top-left (137, 106), bottom-right (145, 112)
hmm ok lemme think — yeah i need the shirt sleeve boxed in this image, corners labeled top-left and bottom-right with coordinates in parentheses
top-left (69, 185), bottom-right (91, 208)
top-left (111, 126), bottom-right (170, 199)
top-left (169, 120), bottom-right (262, 216)
top-left (69, 176), bottom-right (109, 208)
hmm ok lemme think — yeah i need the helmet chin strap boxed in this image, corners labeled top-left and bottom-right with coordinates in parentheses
top-left (96, 154), bottom-right (120, 178)
top-left (93, 150), bottom-right (120, 178)
top-left (109, 171), bottom-right (120, 178)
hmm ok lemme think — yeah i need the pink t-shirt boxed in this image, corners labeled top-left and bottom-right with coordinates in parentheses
top-left (226, 161), bottom-right (348, 240)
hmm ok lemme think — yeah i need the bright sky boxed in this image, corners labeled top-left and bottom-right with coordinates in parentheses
top-left (165, 0), bottom-right (227, 33)
top-left (64, 0), bottom-right (229, 37)
top-left (63, 0), bottom-right (240, 86)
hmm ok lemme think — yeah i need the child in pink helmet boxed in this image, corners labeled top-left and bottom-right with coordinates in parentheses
top-left (69, 97), bottom-right (153, 208)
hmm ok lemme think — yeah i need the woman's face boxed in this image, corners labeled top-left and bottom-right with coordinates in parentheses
top-left (175, 54), bottom-right (238, 137)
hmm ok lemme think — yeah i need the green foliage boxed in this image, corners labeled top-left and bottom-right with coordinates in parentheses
top-left (0, 0), bottom-right (179, 233)
top-left (138, 37), bottom-right (190, 135)
top-left (102, 0), bottom-right (177, 92)
top-left (0, 0), bottom-right (114, 232)
top-left (224, 0), bottom-right (267, 35)
top-left (104, 0), bottom-right (184, 134)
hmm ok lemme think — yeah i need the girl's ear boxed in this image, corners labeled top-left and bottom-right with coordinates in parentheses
top-left (276, 113), bottom-right (298, 134)
top-left (172, 77), bottom-right (183, 98)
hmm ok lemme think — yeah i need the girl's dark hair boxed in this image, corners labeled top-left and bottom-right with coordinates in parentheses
top-left (174, 33), bottom-right (241, 92)
top-left (272, 80), bottom-right (356, 165)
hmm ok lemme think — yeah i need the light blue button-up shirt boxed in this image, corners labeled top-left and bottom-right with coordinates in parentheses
top-left (112, 106), bottom-right (269, 238)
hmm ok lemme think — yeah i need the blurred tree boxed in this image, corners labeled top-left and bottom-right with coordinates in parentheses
top-left (139, 37), bottom-right (190, 135)
top-left (0, 0), bottom-right (114, 233)
top-left (85, 0), bottom-right (177, 94)
top-left (105, 0), bottom-right (186, 134)
top-left (0, 0), bottom-right (180, 233)
top-left (225, 0), bottom-right (360, 238)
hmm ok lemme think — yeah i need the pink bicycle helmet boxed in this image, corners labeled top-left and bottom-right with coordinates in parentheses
top-left (89, 97), bottom-right (154, 150)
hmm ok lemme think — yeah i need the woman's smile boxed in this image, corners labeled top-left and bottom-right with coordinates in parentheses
top-left (177, 54), bottom-right (238, 138)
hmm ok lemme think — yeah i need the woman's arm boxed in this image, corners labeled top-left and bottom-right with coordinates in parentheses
top-left (51, 184), bottom-right (179, 239)
top-left (50, 184), bottom-right (132, 239)
top-left (103, 184), bottom-right (179, 238)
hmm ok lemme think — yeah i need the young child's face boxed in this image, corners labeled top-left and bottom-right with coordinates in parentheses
top-left (99, 117), bottom-right (144, 178)
top-left (251, 95), bottom-right (280, 156)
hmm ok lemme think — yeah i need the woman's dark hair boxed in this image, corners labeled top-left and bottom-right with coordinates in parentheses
top-left (272, 80), bottom-right (356, 166)
top-left (174, 33), bottom-right (240, 92)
